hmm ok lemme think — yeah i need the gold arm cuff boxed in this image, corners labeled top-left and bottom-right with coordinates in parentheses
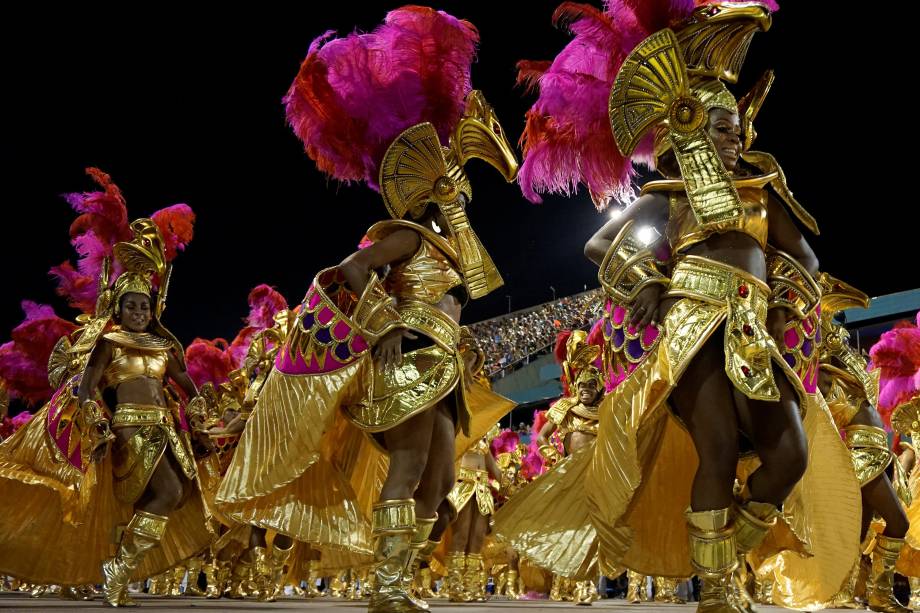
top-left (459, 326), bottom-right (485, 376)
top-left (410, 515), bottom-right (438, 549)
top-left (372, 499), bottom-right (416, 535)
top-left (354, 272), bottom-right (405, 345)
top-left (127, 509), bottom-right (169, 541)
top-left (766, 250), bottom-right (820, 318)
top-left (598, 220), bottom-right (669, 303)
top-left (843, 425), bottom-right (894, 485)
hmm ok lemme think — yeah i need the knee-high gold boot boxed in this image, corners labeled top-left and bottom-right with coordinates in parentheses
top-left (168, 563), bottom-right (186, 596)
top-left (655, 577), bottom-right (687, 604)
top-left (411, 534), bottom-right (440, 601)
top-left (184, 556), bottom-right (206, 596)
top-left (302, 559), bottom-right (325, 597)
top-left (464, 553), bottom-right (487, 602)
top-left (573, 577), bottom-right (599, 605)
top-left (627, 570), bottom-right (646, 603)
top-left (368, 499), bottom-right (423, 613)
top-left (686, 507), bottom-right (746, 613)
top-left (909, 576), bottom-right (920, 609)
top-left (445, 552), bottom-right (469, 602)
top-left (226, 550), bottom-right (255, 599)
top-left (102, 510), bottom-right (169, 607)
top-left (732, 500), bottom-right (778, 613)
top-left (867, 535), bottom-right (911, 613)
top-left (404, 515), bottom-right (436, 610)
top-left (259, 542), bottom-right (294, 602)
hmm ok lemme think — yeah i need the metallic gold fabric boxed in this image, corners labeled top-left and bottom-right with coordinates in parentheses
top-left (897, 459), bottom-right (920, 577)
top-left (586, 281), bottom-right (858, 589)
top-left (493, 444), bottom-right (598, 579)
top-left (111, 403), bottom-right (196, 505)
top-left (745, 393), bottom-right (862, 610)
top-left (383, 237), bottom-right (464, 306)
top-left (216, 363), bottom-right (374, 560)
top-left (447, 466), bottom-right (493, 517)
top-left (649, 176), bottom-right (771, 253)
top-left (597, 219), bottom-right (669, 303)
top-left (0, 403), bottom-right (211, 585)
top-left (667, 256), bottom-right (779, 401)
top-left (843, 425), bottom-right (893, 486)
top-left (102, 335), bottom-right (170, 389)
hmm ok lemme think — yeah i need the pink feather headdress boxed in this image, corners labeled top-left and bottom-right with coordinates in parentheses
top-left (0, 302), bottom-right (77, 405)
top-left (50, 168), bottom-right (196, 314)
top-left (870, 312), bottom-right (920, 426)
top-left (517, 0), bottom-right (778, 209)
top-left (283, 5), bottom-right (479, 191)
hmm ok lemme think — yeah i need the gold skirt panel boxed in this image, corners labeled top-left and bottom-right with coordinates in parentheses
top-left (447, 467), bottom-right (494, 517)
top-left (0, 404), bottom-right (210, 584)
top-left (216, 358), bottom-right (369, 505)
top-left (344, 345), bottom-right (462, 433)
top-left (897, 464), bottom-right (920, 576)
top-left (492, 444), bottom-right (598, 579)
top-left (216, 361), bottom-right (374, 557)
top-left (745, 392), bottom-right (863, 610)
top-left (111, 404), bottom-right (196, 505)
top-left (587, 290), bottom-right (858, 589)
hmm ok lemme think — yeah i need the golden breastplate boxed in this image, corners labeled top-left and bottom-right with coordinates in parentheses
top-left (645, 173), bottom-right (774, 254)
top-left (386, 239), bottom-right (464, 305)
top-left (102, 331), bottom-right (171, 389)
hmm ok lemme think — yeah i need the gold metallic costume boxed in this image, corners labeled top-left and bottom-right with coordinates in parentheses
top-left (0, 220), bottom-right (211, 598)
top-left (494, 333), bottom-right (604, 604)
top-left (215, 90), bottom-right (518, 613)
top-left (447, 438), bottom-right (495, 518)
top-left (587, 6), bottom-right (861, 612)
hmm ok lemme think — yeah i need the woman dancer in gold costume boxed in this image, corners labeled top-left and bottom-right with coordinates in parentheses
top-left (215, 8), bottom-right (518, 613)
top-left (517, 2), bottom-right (861, 612)
top-left (0, 170), bottom-right (212, 607)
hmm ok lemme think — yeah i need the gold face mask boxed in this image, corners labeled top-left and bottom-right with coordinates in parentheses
top-left (378, 90), bottom-right (519, 300)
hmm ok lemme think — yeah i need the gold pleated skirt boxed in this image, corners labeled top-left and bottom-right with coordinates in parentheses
top-left (586, 293), bottom-right (861, 604)
top-left (492, 443), bottom-right (599, 579)
top-left (0, 403), bottom-right (211, 584)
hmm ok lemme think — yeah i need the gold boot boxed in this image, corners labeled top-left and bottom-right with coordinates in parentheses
top-left (168, 564), bottom-right (185, 596)
top-left (574, 578), bottom-right (599, 605)
top-left (550, 574), bottom-right (565, 601)
top-left (909, 577), bottom-right (920, 609)
top-left (329, 572), bottom-right (347, 598)
top-left (302, 560), bottom-right (324, 597)
top-left (367, 499), bottom-right (424, 613)
top-left (446, 552), bottom-right (469, 602)
top-left (226, 552), bottom-right (254, 599)
top-left (686, 507), bottom-right (746, 613)
top-left (867, 535), bottom-right (911, 613)
top-left (404, 515), bottom-right (437, 610)
top-left (203, 561), bottom-right (222, 599)
top-left (464, 553), bottom-right (487, 602)
top-left (259, 542), bottom-right (294, 602)
top-left (184, 556), bottom-right (205, 596)
top-left (102, 510), bottom-right (168, 607)
top-left (148, 571), bottom-right (169, 596)
top-left (732, 501), bottom-right (778, 613)
top-left (627, 570), bottom-right (646, 603)
top-left (413, 567), bottom-right (436, 600)
top-left (506, 568), bottom-right (521, 600)
top-left (655, 577), bottom-right (687, 604)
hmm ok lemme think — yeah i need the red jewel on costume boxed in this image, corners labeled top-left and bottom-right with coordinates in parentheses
top-left (738, 284), bottom-right (749, 298)
top-left (742, 324), bottom-right (754, 337)
top-left (741, 365), bottom-right (752, 377)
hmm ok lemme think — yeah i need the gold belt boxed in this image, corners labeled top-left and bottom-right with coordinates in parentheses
top-left (396, 300), bottom-right (461, 351)
top-left (667, 255), bottom-right (769, 307)
top-left (458, 466), bottom-right (490, 485)
top-left (112, 404), bottom-right (174, 428)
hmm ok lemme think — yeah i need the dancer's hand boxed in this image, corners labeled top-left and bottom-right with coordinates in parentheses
top-left (374, 329), bottom-right (417, 370)
top-left (629, 285), bottom-right (663, 329)
top-left (767, 308), bottom-right (788, 348)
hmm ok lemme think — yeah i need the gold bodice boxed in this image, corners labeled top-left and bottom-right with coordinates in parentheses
top-left (102, 331), bottom-right (171, 389)
top-left (547, 397), bottom-right (599, 438)
top-left (386, 239), bottom-right (464, 305)
top-left (644, 173), bottom-right (775, 254)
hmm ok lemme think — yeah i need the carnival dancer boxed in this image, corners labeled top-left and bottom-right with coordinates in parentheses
top-left (215, 7), bottom-right (518, 613)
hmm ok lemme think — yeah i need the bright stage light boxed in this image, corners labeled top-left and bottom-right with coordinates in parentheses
top-left (637, 225), bottom-right (657, 245)
top-left (609, 208), bottom-right (623, 220)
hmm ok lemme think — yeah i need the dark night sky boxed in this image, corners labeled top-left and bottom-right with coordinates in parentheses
top-left (1, 3), bottom-right (907, 347)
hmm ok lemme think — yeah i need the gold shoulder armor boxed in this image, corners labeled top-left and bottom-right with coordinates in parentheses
top-left (742, 151), bottom-right (819, 235)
